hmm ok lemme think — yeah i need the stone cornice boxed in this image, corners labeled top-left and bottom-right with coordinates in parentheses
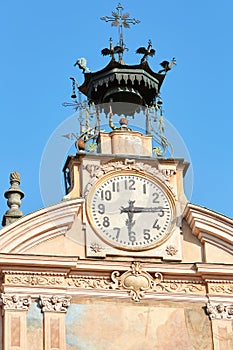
top-left (0, 256), bottom-right (232, 278)
top-left (0, 261), bottom-right (232, 302)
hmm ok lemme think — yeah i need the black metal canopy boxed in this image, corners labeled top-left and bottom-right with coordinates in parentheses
top-left (78, 60), bottom-right (165, 107)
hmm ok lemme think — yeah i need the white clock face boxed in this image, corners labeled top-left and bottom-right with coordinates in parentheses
top-left (87, 172), bottom-right (174, 251)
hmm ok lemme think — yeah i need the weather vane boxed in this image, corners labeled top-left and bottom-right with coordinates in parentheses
top-left (100, 3), bottom-right (140, 49)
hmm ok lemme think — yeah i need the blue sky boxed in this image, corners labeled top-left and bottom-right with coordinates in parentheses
top-left (0, 0), bottom-right (232, 219)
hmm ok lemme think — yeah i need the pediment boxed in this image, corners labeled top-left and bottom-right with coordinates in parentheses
top-left (0, 199), bottom-right (84, 254)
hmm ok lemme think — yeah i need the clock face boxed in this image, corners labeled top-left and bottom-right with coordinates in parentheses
top-left (86, 172), bottom-right (175, 251)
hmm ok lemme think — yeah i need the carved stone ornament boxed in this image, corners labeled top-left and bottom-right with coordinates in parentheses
top-left (84, 159), bottom-right (176, 197)
top-left (2, 271), bottom-right (205, 300)
top-left (39, 295), bottom-right (71, 313)
top-left (157, 281), bottom-right (205, 294)
top-left (90, 242), bottom-right (103, 253)
top-left (208, 282), bottom-right (233, 294)
top-left (166, 245), bottom-right (178, 256)
top-left (84, 164), bottom-right (101, 178)
top-left (161, 168), bottom-right (176, 179)
top-left (206, 302), bottom-right (233, 320)
top-left (1, 294), bottom-right (31, 311)
top-left (4, 272), bottom-right (65, 287)
top-left (67, 275), bottom-right (112, 289)
top-left (111, 261), bottom-right (163, 302)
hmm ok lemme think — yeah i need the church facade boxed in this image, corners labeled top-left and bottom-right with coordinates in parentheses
top-left (0, 3), bottom-right (232, 350)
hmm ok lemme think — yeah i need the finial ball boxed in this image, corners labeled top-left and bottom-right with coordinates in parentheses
top-left (119, 117), bottom-right (128, 126)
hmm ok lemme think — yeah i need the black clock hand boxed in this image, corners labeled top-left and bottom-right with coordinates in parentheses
top-left (129, 207), bottom-right (164, 213)
top-left (120, 200), bottom-right (136, 233)
top-left (120, 203), bottom-right (166, 214)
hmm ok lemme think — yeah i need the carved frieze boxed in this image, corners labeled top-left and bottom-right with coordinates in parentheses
top-left (208, 282), bottom-right (233, 295)
top-left (110, 262), bottom-right (205, 301)
top-left (156, 281), bottom-right (205, 294)
top-left (2, 268), bottom-right (207, 302)
top-left (1, 294), bottom-right (31, 311)
top-left (84, 159), bottom-right (176, 197)
top-left (4, 272), bottom-right (65, 287)
top-left (67, 275), bottom-right (112, 289)
top-left (206, 302), bottom-right (233, 320)
top-left (39, 295), bottom-right (71, 313)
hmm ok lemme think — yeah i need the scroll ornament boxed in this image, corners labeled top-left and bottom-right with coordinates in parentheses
top-left (111, 261), bottom-right (163, 302)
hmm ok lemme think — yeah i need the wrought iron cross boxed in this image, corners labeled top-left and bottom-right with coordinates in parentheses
top-left (100, 3), bottom-right (140, 48)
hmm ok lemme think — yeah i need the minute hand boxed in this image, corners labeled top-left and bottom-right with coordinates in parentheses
top-left (126, 206), bottom-right (165, 213)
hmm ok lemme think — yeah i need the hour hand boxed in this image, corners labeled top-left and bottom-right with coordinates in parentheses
top-left (120, 200), bottom-right (136, 230)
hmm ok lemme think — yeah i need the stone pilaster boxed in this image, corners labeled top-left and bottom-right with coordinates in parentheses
top-left (206, 302), bottom-right (233, 350)
top-left (39, 295), bottom-right (71, 350)
top-left (1, 294), bottom-right (31, 350)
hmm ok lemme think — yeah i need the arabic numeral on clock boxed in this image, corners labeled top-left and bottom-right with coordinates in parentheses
top-left (143, 183), bottom-right (147, 194)
top-left (98, 204), bottom-right (105, 214)
top-left (143, 229), bottom-right (150, 240)
top-left (153, 219), bottom-right (161, 230)
top-left (113, 227), bottom-right (120, 240)
top-left (152, 192), bottom-right (159, 203)
top-left (158, 207), bottom-right (164, 217)
top-left (103, 216), bottom-right (110, 227)
top-left (125, 179), bottom-right (135, 190)
top-left (129, 231), bottom-right (136, 242)
top-left (101, 190), bottom-right (112, 201)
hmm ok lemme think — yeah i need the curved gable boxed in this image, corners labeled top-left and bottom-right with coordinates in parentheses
top-left (0, 199), bottom-right (84, 254)
top-left (185, 203), bottom-right (233, 262)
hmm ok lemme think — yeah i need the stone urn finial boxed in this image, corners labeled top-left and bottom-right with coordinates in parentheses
top-left (2, 172), bottom-right (25, 227)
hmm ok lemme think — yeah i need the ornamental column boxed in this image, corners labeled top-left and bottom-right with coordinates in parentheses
top-left (206, 302), bottom-right (233, 350)
top-left (39, 295), bottom-right (71, 350)
top-left (1, 294), bottom-right (31, 350)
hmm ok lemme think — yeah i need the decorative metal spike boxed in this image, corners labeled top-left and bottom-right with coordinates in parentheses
top-left (100, 3), bottom-right (140, 52)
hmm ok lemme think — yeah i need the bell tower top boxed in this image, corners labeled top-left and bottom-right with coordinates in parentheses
top-left (62, 4), bottom-right (188, 261)
top-left (63, 2), bottom-right (177, 158)
top-left (78, 3), bottom-right (165, 108)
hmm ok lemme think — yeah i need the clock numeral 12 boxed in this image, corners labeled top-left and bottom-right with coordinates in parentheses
top-left (125, 179), bottom-right (136, 190)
